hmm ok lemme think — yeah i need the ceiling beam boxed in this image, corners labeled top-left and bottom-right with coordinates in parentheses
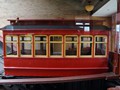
top-left (81, 0), bottom-right (86, 6)
top-left (91, 0), bottom-right (110, 15)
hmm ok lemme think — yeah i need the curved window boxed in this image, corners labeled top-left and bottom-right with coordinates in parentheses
top-left (34, 35), bottom-right (48, 57)
top-left (80, 35), bottom-right (93, 57)
top-left (94, 35), bottom-right (107, 57)
top-left (5, 35), bottom-right (18, 57)
top-left (65, 35), bottom-right (78, 57)
top-left (20, 35), bottom-right (32, 57)
top-left (50, 35), bottom-right (63, 57)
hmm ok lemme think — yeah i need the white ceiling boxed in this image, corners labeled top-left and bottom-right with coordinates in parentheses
top-left (92, 0), bottom-right (117, 17)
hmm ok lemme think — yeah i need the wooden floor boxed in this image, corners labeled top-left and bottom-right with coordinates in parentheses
top-left (0, 79), bottom-right (119, 90)
top-left (108, 86), bottom-right (120, 90)
top-left (0, 79), bottom-right (106, 90)
top-left (0, 86), bottom-right (4, 90)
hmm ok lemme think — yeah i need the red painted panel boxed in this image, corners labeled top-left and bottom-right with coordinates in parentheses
top-left (3, 30), bottom-right (109, 36)
top-left (4, 58), bottom-right (108, 76)
top-left (5, 69), bottom-right (108, 76)
top-left (3, 29), bottom-right (110, 76)
top-left (4, 58), bottom-right (108, 68)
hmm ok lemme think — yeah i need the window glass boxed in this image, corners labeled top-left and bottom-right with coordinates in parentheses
top-left (20, 43), bottom-right (32, 55)
top-left (95, 36), bottom-right (107, 56)
top-left (50, 36), bottom-right (62, 41)
top-left (65, 36), bottom-right (78, 56)
top-left (6, 43), bottom-right (17, 55)
top-left (81, 43), bottom-right (92, 55)
top-left (84, 26), bottom-right (90, 32)
top-left (35, 43), bottom-right (46, 55)
top-left (95, 37), bottom-right (107, 42)
top-left (20, 36), bottom-right (31, 41)
top-left (80, 36), bottom-right (92, 56)
top-left (66, 36), bottom-right (77, 42)
top-left (6, 36), bottom-right (17, 42)
top-left (50, 36), bottom-right (63, 56)
top-left (95, 43), bottom-right (106, 55)
top-left (116, 25), bottom-right (120, 53)
top-left (50, 43), bottom-right (62, 55)
top-left (20, 35), bottom-right (32, 56)
top-left (35, 36), bottom-right (46, 41)
top-left (35, 36), bottom-right (47, 56)
top-left (85, 23), bottom-right (90, 25)
top-left (66, 43), bottom-right (77, 55)
top-left (81, 37), bottom-right (92, 42)
top-left (5, 36), bottom-right (18, 57)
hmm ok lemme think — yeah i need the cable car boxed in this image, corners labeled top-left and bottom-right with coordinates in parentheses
top-left (2, 19), bottom-right (110, 76)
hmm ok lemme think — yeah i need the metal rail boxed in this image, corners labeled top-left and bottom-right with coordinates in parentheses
top-left (0, 72), bottom-right (119, 84)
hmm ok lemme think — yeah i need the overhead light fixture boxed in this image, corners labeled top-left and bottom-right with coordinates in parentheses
top-left (85, 1), bottom-right (94, 12)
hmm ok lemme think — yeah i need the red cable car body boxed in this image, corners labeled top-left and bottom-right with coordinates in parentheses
top-left (2, 19), bottom-right (110, 76)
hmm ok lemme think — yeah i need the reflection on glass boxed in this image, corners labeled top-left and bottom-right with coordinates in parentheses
top-left (65, 36), bottom-right (77, 56)
top-left (80, 36), bottom-right (92, 56)
top-left (6, 36), bottom-right (18, 56)
top-left (81, 37), bottom-right (92, 42)
top-left (20, 36), bottom-right (31, 41)
top-left (6, 43), bottom-right (17, 55)
top-left (6, 36), bottom-right (17, 42)
top-left (20, 43), bottom-right (32, 55)
top-left (35, 36), bottom-right (47, 56)
top-left (81, 43), bottom-right (92, 55)
top-left (50, 36), bottom-right (62, 56)
top-left (35, 43), bottom-right (46, 55)
top-left (35, 36), bottom-right (46, 41)
top-left (66, 43), bottom-right (77, 55)
top-left (95, 37), bottom-right (107, 42)
top-left (20, 36), bottom-right (32, 56)
top-left (50, 43), bottom-right (62, 55)
top-left (95, 43), bottom-right (106, 55)
top-left (66, 36), bottom-right (77, 42)
top-left (50, 36), bottom-right (62, 41)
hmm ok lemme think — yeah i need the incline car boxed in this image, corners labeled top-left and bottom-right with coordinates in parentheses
top-left (1, 18), bottom-right (111, 76)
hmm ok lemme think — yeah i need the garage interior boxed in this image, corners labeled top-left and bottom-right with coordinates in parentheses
top-left (0, 0), bottom-right (119, 90)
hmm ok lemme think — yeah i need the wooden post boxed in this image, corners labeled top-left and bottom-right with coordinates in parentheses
top-left (117, 0), bottom-right (120, 76)
top-left (118, 0), bottom-right (120, 13)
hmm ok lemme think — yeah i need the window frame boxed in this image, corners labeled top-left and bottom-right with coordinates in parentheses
top-left (49, 35), bottom-right (63, 57)
top-left (80, 35), bottom-right (93, 57)
top-left (34, 35), bottom-right (48, 57)
top-left (64, 35), bottom-right (78, 57)
top-left (5, 35), bottom-right (18, 57)
top-left (94, 35), bottom-right (107, 57)
top-left (20, 35), bottom-right (33, 57)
